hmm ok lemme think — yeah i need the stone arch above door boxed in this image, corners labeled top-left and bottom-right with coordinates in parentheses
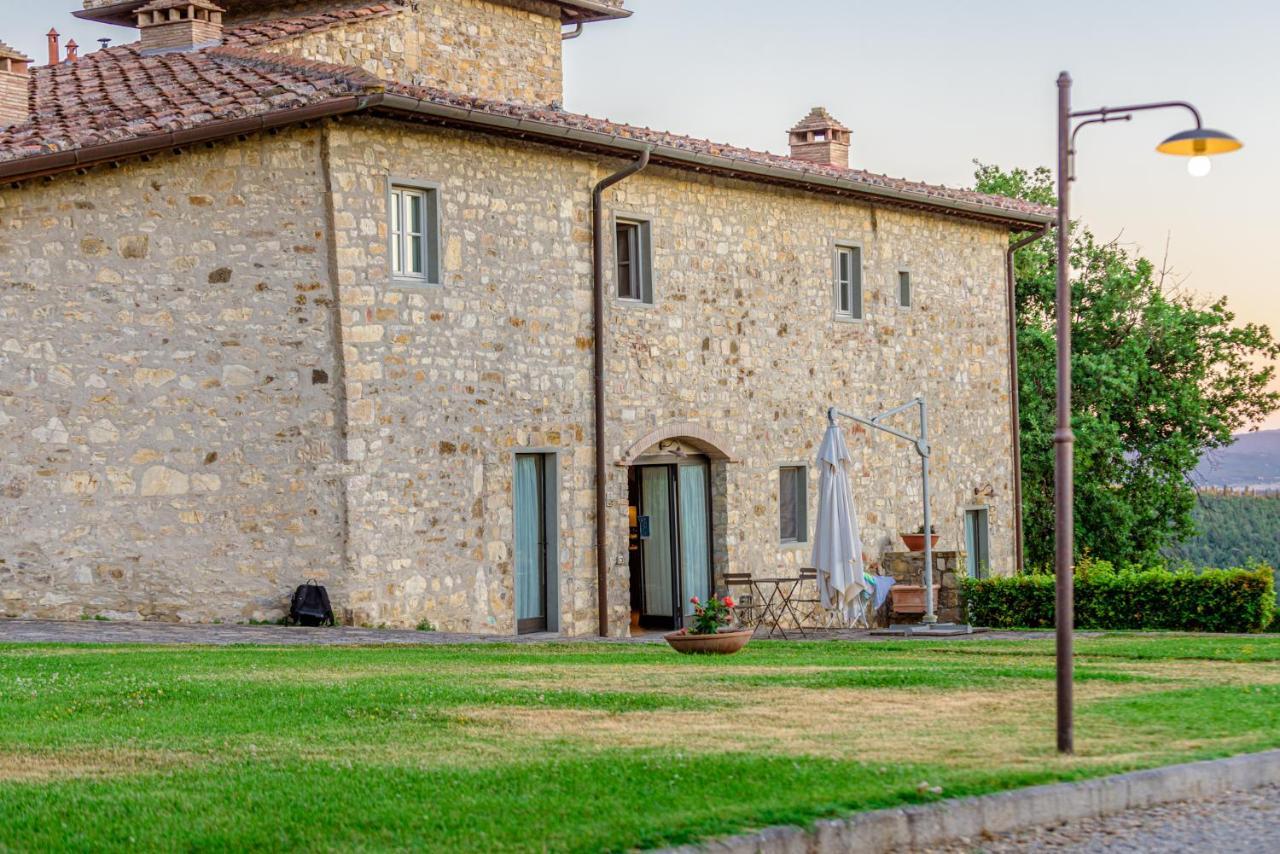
top-left (617, 422), bottom-right (739, 466)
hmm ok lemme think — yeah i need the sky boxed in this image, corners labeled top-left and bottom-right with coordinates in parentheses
top-left (4, 0), bottom-right (1280, 428)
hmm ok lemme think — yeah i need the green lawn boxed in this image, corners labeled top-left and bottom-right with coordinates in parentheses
top-left (1, 635), bottom-right (1278, 852)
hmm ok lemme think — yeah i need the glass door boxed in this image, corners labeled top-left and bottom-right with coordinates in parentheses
top-left (633, 462), bottom-right (713, 629)
top-left (678, 462), bottom-right (711, 619)
top-left (639, 466), bottom-right (676, 623)
top-left (514, 454), bottom-right (548, 633)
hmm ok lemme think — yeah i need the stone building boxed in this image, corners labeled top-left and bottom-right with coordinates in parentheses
top-left (0, 0), bottom-right (1053, 633)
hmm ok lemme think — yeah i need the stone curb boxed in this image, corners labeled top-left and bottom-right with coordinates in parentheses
top-left (658, 749), bottom-right (1280, 853)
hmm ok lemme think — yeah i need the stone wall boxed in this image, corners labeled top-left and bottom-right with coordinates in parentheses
top-left (257, 0), bottom-right (565, 106)
top-left (880, 549), bottom-right (964, 624)
top-left (0, 115), bottom-right (1017, 632)
top-left (0, 129), bottom-right (346, 622)
top-left (324, 117), bottom-right (1016, 634)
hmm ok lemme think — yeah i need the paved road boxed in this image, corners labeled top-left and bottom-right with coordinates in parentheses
top-left (0, 618), bottom-right (1064, 646)
top-left (928, 784), bottom-right (1280, 853)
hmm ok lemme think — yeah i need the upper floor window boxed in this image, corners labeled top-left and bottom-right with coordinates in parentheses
top-left (616, 218), bottom-right (653, 304)
top-left (389, 184), bottom-right (439, 284)
top-left (898, 270), bottom-right (912, 308)
top-left (779, 465), bottom-right (808, 544)
top-left (835, 245), bottom-right (863, 319)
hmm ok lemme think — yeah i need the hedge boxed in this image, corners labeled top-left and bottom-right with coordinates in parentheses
top-left (961, 562), bottom-right (1276, 633)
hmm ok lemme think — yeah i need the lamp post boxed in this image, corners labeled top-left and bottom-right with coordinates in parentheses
top-left (1053, 72), bottom-right (1242, 754)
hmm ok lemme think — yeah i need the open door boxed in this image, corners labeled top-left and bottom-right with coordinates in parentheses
top-left (629, 461), bottom-right (713, 630)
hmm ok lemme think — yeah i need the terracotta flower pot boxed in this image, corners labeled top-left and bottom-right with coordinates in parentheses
top-left (664, 627), bottom-right (753, 655)
top-left (900, 533), bottom-right (940, 552)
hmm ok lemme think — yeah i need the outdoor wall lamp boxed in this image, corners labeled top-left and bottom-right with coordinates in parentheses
top-left (1053, 73), bottom-right (1242, 755)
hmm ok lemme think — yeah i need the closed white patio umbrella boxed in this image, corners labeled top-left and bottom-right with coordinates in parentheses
top-left (811, 422), bottom-right (868, 624)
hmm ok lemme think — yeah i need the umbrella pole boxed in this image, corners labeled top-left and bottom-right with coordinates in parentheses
top-left (827, 398), bottom-right (937, 624)
top-left (919, 401), bottom-right (936, 623)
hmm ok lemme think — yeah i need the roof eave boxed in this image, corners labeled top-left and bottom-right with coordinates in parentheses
top-left (75, 0), bottom-right (630, 27)
top-left (371, 94), bottom-right (1054, 229)
top-left (0, 90), bottom-right (1053, 229)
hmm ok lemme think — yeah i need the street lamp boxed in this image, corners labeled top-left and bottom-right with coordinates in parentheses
top-left (1053, 72), bottom-right (1242, 754)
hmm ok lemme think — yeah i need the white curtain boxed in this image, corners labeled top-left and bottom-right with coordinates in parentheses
top-left (514, 455), bottom-right (544, 621)
top-left (679, 463), bottom-right (711, 617)
top-left (641, 467), bottom-right (674, 617)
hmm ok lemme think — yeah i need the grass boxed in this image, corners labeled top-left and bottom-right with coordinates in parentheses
top-left (0, 634), bottom-right (1278, 851)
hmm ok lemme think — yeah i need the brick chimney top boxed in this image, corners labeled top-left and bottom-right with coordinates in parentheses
top-left (788, 107), bottom-right (851, 169)
top-left (135, 0), bottom-right (226, 55)
top-left (0, 41), bottom-right (32, 129)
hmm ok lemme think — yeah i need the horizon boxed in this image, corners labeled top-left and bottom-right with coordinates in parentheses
top-left (4, 0), bottom-right (1279, 429)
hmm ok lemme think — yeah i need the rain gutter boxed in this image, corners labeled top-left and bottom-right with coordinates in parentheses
top-left (2, 88), bottom-right (1053, 229)
top-left (0, 94), bottom-right (376, 184)
top-left (590, 147), bottom-right (650, 637)
top-left (372, 93), bottom-right (1054, 230)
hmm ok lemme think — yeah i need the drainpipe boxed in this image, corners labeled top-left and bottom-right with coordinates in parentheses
top-left (561, 23), bottom-right (583, 40)
top-left (592, 148), bottom-right (650, 637)
top-left (1006, 224), bottom-right (1050, 572)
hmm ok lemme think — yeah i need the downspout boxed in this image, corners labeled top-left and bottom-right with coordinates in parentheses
top-left (592, 148), bottom-right (650, 637)
top-left (1006, 224), bottom-right (1050, 572)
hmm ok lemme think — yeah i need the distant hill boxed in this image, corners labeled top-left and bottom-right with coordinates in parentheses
top-left (1165, 492), bottom-right (1280, 569)
top-left (1191, 429), bottom-right (1280, 490)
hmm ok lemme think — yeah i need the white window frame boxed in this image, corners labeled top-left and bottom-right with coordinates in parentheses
top-left (387, 180), bottom-right (440, 286)
top-left (613, 214), bottom-right (654, 306)
top-left (897, 268), bottom-right (912, 308)
top-left (778, 464), bottom-right (809, 546)
top-left (834, 242), bottom-right (864, 321)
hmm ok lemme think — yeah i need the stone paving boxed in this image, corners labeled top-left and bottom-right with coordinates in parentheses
top-left (0, 618), bottom-right (1063, 646)
top-left (926, 784), bottom-right (1280, 853)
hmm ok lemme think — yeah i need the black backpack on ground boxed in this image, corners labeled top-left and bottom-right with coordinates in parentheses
top-left (287, 580), bottom-right (335, 627)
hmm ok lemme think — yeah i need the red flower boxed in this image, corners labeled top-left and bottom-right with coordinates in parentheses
top-left (723, 596), bottom-right (735, 608)
top-left (690, 596), bottom-right (700, 605)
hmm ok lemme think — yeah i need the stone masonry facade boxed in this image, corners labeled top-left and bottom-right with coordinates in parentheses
top-left (0, 0), bottom-right (1026, 632)
top-left (243, 0), bottom-right (565, 105)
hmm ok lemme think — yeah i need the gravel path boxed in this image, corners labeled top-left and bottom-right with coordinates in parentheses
top-left (927, 784), bottom-right (1280, 853)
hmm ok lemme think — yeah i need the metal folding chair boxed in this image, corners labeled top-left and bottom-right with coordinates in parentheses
top-left (723, 573), bottom-right (759, 628)
top-left (787, 567), bottom-right (823, 633)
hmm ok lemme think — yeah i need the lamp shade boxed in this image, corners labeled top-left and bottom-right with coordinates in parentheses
top-left (1156, 128), bottom-right (1243, 157)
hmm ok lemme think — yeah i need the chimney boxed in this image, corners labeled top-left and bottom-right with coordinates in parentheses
top-left (788, 107), bottom-right (852, 169)
top-left (135, 0), bottom-right (226, 55)
top-left (65, 40), bottom-right (79, 62)
top-left (47, 28), bottom-right (59, 65)
top-left (0, 42), bottom-right (32, 128)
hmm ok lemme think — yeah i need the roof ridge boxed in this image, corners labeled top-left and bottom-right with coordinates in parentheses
top-left (223, 4), bottom-right (402, 49)
top-left (208, 46), bottom-right (387, 93)
top-left (377, 80), bottom-right (1054, 219)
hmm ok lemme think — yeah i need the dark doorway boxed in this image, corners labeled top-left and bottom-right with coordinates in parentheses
top-left (627, 460), bottom-right (712, 631)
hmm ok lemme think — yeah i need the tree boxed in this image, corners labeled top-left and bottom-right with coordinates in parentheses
top-left (975, 163), bottom-right (1280, 567)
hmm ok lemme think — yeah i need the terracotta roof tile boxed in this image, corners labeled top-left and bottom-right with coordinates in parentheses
top-left (223, 5), bottom-right (402, 48)
top-left (371, 79), bottom-right (1054, 220)
top-left (0, 44), bottom-right (380, 162)
top-left (0, 18), bottom-right (1053, 222)
top-left (0, 40), bottom-right (32, 62)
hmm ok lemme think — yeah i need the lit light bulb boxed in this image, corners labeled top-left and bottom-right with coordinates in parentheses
top-left (1187, 156), bottom-right (1212, 177)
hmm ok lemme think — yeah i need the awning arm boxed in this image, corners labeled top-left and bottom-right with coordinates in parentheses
top-left (826, 398), bottom-right (937, 623)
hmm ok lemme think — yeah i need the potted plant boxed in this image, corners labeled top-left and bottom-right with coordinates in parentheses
top-left (900, 524), bottom-right (940, 552)
top-left (664, 595), bottom-right (753, 655)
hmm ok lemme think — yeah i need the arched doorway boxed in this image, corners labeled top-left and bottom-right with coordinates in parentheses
top-left (619, 425), bottom-right (736, 632)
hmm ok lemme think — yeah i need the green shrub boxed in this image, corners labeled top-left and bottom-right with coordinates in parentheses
top-left (961, 561), bottom-right (1275, 633)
